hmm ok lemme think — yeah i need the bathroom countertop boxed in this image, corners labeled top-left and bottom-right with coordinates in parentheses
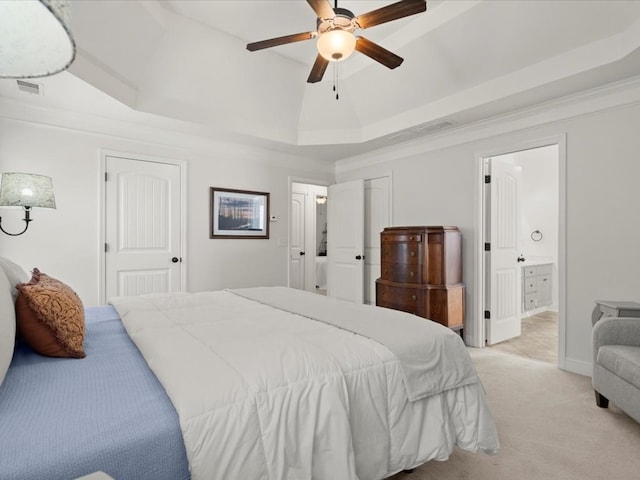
top-left (521, 257), bottom-right (554, 267)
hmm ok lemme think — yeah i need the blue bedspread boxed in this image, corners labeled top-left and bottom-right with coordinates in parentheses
top-left (0, 306), bottom-right (190, 480)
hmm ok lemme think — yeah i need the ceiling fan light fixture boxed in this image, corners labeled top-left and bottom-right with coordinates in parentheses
top-left (317, 29), bottom-right (356, 62)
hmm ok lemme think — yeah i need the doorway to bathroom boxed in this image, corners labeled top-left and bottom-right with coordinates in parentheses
top-left (483, 143), bottom-right (561, 364)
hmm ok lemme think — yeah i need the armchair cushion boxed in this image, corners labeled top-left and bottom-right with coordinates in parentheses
top-left (592, 316), bottom-right (640, 423)
top-left (597, 345), bottom-right (640, 387)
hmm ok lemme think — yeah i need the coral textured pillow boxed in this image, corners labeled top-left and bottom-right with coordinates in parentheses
top-left (16, 268), bottom-right (85, 358)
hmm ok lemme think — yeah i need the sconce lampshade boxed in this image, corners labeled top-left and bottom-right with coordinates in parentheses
top-left (0, 0), bottom-right (76, 78)
top-left (317, 29), bottom-right (356, 62)
top-left (0, 172), bottom-right (56, 209)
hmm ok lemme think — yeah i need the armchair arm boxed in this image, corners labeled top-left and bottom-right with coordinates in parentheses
top-left (593, 317), bottom-right (640, 360)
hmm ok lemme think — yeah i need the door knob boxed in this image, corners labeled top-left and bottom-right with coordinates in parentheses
top-left (300, 251), bottom-right (305, 256)
top-left (171, 257), bottom-right (180, 263)
top-left (355, 255), bottom-right (362, 260)
top-left (517, 255), bottom-right (526, 263)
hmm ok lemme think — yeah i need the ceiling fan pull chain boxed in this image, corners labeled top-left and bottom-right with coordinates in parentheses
top-left (333, 63), bottom-right (340, 100)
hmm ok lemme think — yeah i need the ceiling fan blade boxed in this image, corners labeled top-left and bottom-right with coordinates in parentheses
top-left (355, 37), bottom-right (404, 69)
top-left (307, 0), bottom-right (335, 20)
top-left (356, 0), bottom-right (426, 29)
top-left (247, 32), bottom-right (316, 51)
top-left (307, 54), bottom-right (330, 83)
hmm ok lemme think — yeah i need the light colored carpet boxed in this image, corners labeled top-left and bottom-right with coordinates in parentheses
top-left (388, 348), bottom-right (640, 480)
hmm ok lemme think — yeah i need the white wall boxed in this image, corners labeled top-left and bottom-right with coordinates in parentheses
top-left (0, 115), bottom-right (333, 306)
top-left (336, 100), bottom-right (640, 375)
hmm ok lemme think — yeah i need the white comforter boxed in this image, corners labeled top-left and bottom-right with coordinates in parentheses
top-left (111, 287), bottom-right (498, 480)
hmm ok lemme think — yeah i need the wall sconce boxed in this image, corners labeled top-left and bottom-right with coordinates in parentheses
top-left (316, 195), bottom-right (327, 205)
top-left (0, 172), bottom-right (56, 236)
top-left (0, 0), bottom-right (76, 78)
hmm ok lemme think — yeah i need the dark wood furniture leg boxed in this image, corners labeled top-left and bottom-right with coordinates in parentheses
top-left (595, 390), bottom-right (609, 408)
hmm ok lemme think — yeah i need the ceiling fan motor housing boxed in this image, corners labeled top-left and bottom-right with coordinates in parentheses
top-left (317, 7), bottom-right (356, 34)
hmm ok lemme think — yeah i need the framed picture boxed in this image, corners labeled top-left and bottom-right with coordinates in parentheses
top-left (210, 187), bottom-right (270, 239)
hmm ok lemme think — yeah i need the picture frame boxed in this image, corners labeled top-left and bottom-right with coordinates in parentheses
top-left (210, 187), bottom-right (270, 239)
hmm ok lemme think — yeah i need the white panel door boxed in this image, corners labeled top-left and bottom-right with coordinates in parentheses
top-left (364, 177), bottom-right (391, 305)
top-left (327, 179), bottom-right (364, 303)
top-left (105, 156), bottom-right (182, 299)
top-left (289, 191), bottom-right (305, 290)
top-left (486, 158), bottom-right (522, 345)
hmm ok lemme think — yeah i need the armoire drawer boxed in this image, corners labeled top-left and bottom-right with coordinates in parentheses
top-left (380, 262), bottom-right (423, 283)
top-left (381, 243), bottom-right (423, 265)
top-left (380, 233), bottom-right (423, 243)
top-left (376, 282), bottom-right (425, 316)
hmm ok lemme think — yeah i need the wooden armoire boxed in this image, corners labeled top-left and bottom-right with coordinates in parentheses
top-left (375, 226), bottom-right (465, 332)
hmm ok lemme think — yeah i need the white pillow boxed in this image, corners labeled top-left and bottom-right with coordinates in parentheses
top-left (0, 266), bottom-right (16, 388)
top-left (0, 257), bottom-right (29, 301)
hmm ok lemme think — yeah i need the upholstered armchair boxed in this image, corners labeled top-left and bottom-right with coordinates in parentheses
top-left (592, 317), bottom-right (640, 423)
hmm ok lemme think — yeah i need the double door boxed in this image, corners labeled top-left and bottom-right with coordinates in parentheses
top-left (289, 177), bottom-right (391, 305)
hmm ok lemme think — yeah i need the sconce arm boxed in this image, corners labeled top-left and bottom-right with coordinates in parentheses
top-left (0, 206), bottom-right (32, 236)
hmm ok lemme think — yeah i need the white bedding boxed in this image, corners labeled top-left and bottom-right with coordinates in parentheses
top-left (111, 287), bottom-right (498, 480)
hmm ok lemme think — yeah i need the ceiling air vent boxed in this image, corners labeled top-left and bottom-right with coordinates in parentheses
top-left (16, 80), bottom-right (42, 95)
top-left (389, 119), bottom-right (457, 140)
top-left (414, 120), bottom-right (456, 134)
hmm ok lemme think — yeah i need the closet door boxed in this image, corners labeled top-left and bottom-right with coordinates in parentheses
top-left (289, 191), bottom-right (306, 290)
top-left (364, 176), bottom-right (391, 305)
top-left (104, 155), bottom-right (182, 300)
top-left (327, 180), bottom-right (364, 303)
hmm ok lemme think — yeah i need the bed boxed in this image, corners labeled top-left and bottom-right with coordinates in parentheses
top-left (0, 264), bottom-right (499, 480)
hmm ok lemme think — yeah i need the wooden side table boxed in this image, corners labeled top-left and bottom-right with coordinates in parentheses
top-left (592, 300), bottom-right (640, 326)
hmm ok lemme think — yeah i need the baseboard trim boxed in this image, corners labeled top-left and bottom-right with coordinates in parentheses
top-left (561, 356), bottom-right (592, 377)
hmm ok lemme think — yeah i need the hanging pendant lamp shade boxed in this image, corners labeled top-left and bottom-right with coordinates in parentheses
top-left (0, 0), bottom-right (76, 78)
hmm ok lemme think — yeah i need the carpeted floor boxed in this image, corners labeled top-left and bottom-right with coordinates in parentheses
top-left (387, 348), bottom-right (640, 480)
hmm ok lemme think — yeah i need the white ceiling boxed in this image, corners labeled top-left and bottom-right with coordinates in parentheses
top-left (2, 0), bottom-right (640, 162)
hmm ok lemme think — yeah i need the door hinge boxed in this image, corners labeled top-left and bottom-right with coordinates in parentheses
top-left (484, 175), bottom-right (491, 184)
top-left (105, 172), bottom-right (108, 182)
top-left (104, 242), bottom-right (109, 253)
top-left (484, 310), bottom-right (490, 319)
top-left (484, 242), bottom-right (491, 251)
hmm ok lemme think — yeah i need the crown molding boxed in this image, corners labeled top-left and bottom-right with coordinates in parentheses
top-left (334, 75), bottom-right (640, 175)
top-left (0, 96), bottom-right (331, 173)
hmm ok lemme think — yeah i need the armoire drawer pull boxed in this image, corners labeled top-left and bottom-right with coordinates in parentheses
top-left (410, 251), bottom-right (415, 257)
top-left (411, 295), bottom-right (417, 300)
top-left (409, 271), bottom-right (414, 277)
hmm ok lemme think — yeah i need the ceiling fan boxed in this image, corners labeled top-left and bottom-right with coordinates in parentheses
top-left (246, 0), bottom-right (427, 83)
